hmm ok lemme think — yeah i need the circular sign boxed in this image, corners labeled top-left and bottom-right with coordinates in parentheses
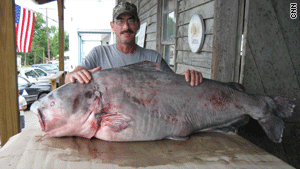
top-left (188, 14), bottom-right (205, 53)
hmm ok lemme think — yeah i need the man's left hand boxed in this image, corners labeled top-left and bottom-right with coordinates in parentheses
top-left (181, 69), bottom-right (203, 86)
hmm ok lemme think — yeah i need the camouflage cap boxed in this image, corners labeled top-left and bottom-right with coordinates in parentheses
top-left (113, 2), bottom-right (138, 20)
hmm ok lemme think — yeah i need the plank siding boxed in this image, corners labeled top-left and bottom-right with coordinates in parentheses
top-left (141, 14), bottom-right (157, 27)
top-left (145, 23), bottom-right (157, 33)
top-left (178, 0), bottom-right (213, 12)
top-left (177, 1), bottom-right (215, 26)
top-left (177, 18), bottom-right (214, 38)
top-left (144, 41), bottom-right (157, 50)
top-left (145, 32), bottom-right (156, 41)
top-left (238, 0), bottom-right (300, 168)
top-left (139, 3), bottom-right (157, 21)
top-left (177, 35), bottom-right (213, 52)
top-left (176, 0), bottom-right (215, 74)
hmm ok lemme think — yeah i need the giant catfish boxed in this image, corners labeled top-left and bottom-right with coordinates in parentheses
top-left (30, 61), bottom-right (296, 143)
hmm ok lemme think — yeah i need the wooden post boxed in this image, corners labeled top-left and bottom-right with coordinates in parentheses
top-left (211, 0), bottom-right (245, 82)
top-left (24, 53), bottom-right (27, 66)
top-left (57, 0), bottom-right (65, 85)
top-left (49, 71), bottom-right (64, 90)
top-left (0, 0), bottom-right (20, 146)
top-left (43, 47), bottom-right (45, 63)
top-left (46, 7), bottom-right (50, 62)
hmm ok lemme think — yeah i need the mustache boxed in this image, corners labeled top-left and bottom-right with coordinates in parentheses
top-left (121, 29), bottom-right (134, 34)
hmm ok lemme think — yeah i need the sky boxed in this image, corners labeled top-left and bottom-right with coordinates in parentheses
top-left (15, 0), bottom-right (116, 32)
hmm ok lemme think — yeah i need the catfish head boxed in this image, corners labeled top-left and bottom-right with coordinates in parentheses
top-left (30, 81), bottom-right (102, 139)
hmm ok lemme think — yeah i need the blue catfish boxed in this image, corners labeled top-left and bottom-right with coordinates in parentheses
top-left (30, 61), bottom-right (296, 142)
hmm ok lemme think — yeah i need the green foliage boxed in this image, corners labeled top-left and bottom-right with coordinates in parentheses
top-left (49, 27), bottom-right (69, 60)
top-left (18, 12), bottom-right (69, 66)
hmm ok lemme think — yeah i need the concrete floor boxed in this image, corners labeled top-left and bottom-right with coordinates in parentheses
top-left (23, 110), bottom-right (40, 130)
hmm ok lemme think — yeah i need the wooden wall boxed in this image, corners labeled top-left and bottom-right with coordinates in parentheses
top-left (237, 0), bottom-right (300, 168)
top-left (137, 0), bottom-right (159, 51)
top-left (119, 0), bottom-right (215, 78)
top-left (176, 0), bottom-right (214, 77)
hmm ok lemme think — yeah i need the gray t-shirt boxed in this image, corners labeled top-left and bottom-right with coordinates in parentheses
top-left (79, 44), bottom-right (173, 72)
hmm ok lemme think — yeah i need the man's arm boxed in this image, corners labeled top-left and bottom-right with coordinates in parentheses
top-left (65, 66), bottom-right (101, 84)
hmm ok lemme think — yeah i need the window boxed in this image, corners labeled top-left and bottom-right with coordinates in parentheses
top-left (162, 0), bottom-right (176, 68)
top-left (25, 70), bottom-right (39, 78)
top-left (34, 69), bottom-right (47, 76)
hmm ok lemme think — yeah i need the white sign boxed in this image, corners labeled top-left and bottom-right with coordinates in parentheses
top-left (188, 14), bottom-right (205, 53)
top-left (136, 22), bottom-right (147, 48)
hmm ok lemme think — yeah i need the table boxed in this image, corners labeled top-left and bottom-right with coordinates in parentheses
top-left (0, 129), bottom-right (294, 169)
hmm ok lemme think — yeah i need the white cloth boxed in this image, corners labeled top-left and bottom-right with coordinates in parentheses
top-left (18, 95), bottom-right (27, 116)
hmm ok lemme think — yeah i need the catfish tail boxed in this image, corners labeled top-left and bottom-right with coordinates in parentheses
top-left (258, 96), bottom-right (296, 143)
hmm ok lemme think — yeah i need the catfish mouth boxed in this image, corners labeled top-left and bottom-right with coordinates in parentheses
top-left (37, 109), bottom-right (45, 131)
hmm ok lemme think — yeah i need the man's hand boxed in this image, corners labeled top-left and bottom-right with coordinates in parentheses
top-left (19, 105), bottom-right (27, 111)
top-left (65, 66), bottom-right (101, 84)
top-left (181, 69), bottom-right (203, 86)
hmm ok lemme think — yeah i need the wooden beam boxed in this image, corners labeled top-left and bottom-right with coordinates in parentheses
top-left (57, 0), bottom-right (65, 85)
top-left (156, 0), bottom-right (163, 56)
top-left (49, 71), bottom-right (64, 90)
top-left (32, 0), bottom-right (56, 5)
top-left (0, 0), bottom-right (20, 146)
top-left (211, 0), bottom-right (244, 82)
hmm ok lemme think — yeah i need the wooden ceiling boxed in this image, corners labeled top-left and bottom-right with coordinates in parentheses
top-left (32, 0), bottom-right (57, 4)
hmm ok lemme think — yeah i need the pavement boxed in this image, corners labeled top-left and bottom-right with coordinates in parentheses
top-left (23, 110), bottom-right (40, 130)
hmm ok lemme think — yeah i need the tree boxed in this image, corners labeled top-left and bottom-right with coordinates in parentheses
top-left (17, 12), bottom-right (69, 66)
top-left (49, 27), bottom-right (69, 60)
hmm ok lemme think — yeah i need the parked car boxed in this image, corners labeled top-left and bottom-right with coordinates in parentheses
top-left (18, 67), bottom-right (53, 84)
top-left (18, 76), bottom-right (51, 105)
top-left (48, 60), bottom-right (74, 74)
top-left (32, 64), bottom-right (59, 75)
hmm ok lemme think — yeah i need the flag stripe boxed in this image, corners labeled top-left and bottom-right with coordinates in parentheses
top-left (28, 13), bottom-right (35, 53)
top-left (15, 4), bottom-right (35, 53)
top-left (21, 8), bottom-right (27, 52)
top-left (23, 10), bottom-right (30, 52)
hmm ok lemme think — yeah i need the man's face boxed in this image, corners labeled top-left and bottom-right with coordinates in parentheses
top-left (110, 13), bottom-right (140, 45)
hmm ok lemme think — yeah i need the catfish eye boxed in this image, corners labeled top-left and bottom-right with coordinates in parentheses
top-left (50, 101), bottom-right (55, 107)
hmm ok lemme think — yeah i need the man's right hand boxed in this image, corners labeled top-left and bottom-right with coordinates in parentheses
top-left (65, 66), bottom-right (101, 84)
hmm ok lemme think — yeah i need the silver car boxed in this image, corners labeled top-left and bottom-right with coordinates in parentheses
top-left (18, 67), bottom-right (53, 84)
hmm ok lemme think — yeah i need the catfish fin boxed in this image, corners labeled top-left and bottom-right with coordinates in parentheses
top-left (198, 116), bottom-right (250, 133)
top-left (226, 82), bottom-right (246, 92)
top-left (122, 61), bottom-right (163, 72)
top-left (212, 116), bottom-right (250, 132)
top-left (258, 114), bottom-right (285, 143)
top-left (257, 96), bottom-right (295, 143)
top-left (101, 113), bottom-right (131, 132)
top-left (273, 96), bottom-right (296, 117)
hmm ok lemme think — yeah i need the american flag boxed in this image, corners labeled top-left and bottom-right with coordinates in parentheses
top-left (15, 4), bottom-right (35, 53)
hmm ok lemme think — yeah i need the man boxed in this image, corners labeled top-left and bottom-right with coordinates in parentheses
top-left (65, 2), bottom-right (203, 86)
top-left (18, 90), bottom-right (27, 129)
